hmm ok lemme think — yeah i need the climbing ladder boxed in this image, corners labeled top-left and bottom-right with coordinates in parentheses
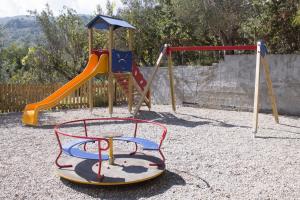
top-left (114, 63), bottom-right (151, 110)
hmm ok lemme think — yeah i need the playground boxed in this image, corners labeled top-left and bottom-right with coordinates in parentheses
top-left (0, 12), bottom-right (299, 199)
top-left (0, 106), bottom-right (299, 199)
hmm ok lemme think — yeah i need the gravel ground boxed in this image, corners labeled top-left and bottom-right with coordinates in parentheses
top-left (0, 105), bottom-right (299, 200)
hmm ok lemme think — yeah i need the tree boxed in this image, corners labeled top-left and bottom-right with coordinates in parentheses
top-left (293, 7), bottom-right (300, 25)
top-left (0, 26), bottom-right (4, 48)
top-left (246, 0), bottom-right (300, 53)
top-left (118, 0), bottom-right (189, 65)
top-left (106, 0), bottom-right (116, 16)
top-left (0, 43), bottom-right (29, 83)
top-left (25, 5), bottom-right (88, 82)
top-left (172, 0), bottom-right (255, 47)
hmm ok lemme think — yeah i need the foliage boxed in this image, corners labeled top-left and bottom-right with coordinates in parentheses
top-left (25, 5), bottom-right (88, 82)
top-left (119, 0), bottom-right (190, 65)
top-left (248, 0), bottom-right (300, 53)
top-left (0, 26), bottom-right (3, 49)
top-left (1, 0), bottom-right (300, 83)
top-left (173, 0), bottom-right (256, 46)
top-left (0, 43), bottom-right (29, 83)
top-left (294, 8), bottom-right (300, 25)
top-left (1, 6), bottom-right (94, 83)
top-left (0, 16), bottom-right (42, 47)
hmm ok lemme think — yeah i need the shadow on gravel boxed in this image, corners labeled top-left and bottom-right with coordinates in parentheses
top-left (0, 112), bottom-right (22, 127)
top-left (32, 114), bottom-right (138, 129)
top-left (177, 112), bottom-right (251, 129)
top-left (26, 110), bottom-right (250, 129)
top-left (36, 110), bottom-right (212, 129)
top-left (0, 110), bottom-right (67, 129)
top-left (61, 170), bottom-right (186, 199)
top-left (37, 111), bottom-right (67, 127)
top-left (280, 123), bottom-right (300, 129)
top-left (138, 110), bottom-right (251, 129)
top-left (259, 126), bottom-right (300, 135)
top-left (138, 110), bottom-right (211, 128)
top-left (255, 136), bottom-right (300, 140)
top-left (0, 111), bottom-right (61, 128)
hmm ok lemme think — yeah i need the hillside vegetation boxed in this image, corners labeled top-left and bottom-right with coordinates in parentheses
top-left (0, 16), bottom-right (41, 47)
top-left (0, 0), bottom-right (299, 83)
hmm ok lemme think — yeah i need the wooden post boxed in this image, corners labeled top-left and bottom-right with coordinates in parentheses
top-left (253, 42), bottom-right (261, 134)
top-left (133, 44), bottom-right (168, 116)
top-left (114, 80), bottom-right (117, 104)
top-left (168, 50), bottom-right (176, 112)
top-left (108, 26), bottom-right (114, 116)
top-left (260, 57), bottom-right (279, 123)
top-left (148, 88), bottom-right (151, 110)
top-left (109, 137), bottom-right (114, 165)
top-left (128, 29), bottom-right (133, 112)
top-left (128, 74), bottom-right (133, 112)
top-left (128, 29), bottom-right (133, 51)
top-left (88, 28), bottom-right (93, 112)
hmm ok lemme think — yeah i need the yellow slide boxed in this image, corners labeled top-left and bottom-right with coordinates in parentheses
top-left (22, 53), bottom-right (108, 126)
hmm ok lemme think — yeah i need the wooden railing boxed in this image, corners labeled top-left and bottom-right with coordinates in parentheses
top-left (0, 81), bottom-right (127, 113)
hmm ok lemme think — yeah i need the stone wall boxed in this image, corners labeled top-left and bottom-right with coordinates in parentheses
top-left (140, 54), bottom-right (300, 115)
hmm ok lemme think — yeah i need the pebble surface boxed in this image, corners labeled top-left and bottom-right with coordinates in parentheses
top-left (0, 105), bottom-right (299, 200)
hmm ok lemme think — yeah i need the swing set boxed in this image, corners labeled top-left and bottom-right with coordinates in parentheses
top-left (133, 42), bottom-right (279, 134)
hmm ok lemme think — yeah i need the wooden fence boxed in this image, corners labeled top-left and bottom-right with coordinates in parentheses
top-left (0, 81), bottom-right (127, 113)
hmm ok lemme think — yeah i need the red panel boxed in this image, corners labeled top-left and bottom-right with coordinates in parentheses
top-left (132, 63), bottom-right (150, 98)
top-left (91, 49), bottom-right (109, 58)
top-left (114, 62), bottom-right (150, 99)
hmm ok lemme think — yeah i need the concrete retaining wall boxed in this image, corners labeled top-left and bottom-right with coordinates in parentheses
top-left (140, 54), bottom-right (300, 115)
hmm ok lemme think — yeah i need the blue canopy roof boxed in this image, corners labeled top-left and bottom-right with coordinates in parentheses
top-left (86, 15), bottom-right (135, 30)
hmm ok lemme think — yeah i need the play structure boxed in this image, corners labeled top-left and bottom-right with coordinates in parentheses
top-left (22, 14), bottom-right (278, 134)
top-left (22, 13), bottom-right (279, 133)
top-left (19, 13), bottom-right (280, 186)
top-left (55, 117), bottom-right (167, 185)
top-left (41, 15), bottom-right (166, 186)
top-left (22, 15), bottom-right (151, 126)
top-left (132, 42), bottom-right (279, 134)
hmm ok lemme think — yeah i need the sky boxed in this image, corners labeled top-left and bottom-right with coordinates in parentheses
top-left (0, 0), bottom-right (123, 17)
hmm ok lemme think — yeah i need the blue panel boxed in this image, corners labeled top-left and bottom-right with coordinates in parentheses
top-left (93, 23), bottom-right (109, 30)
top-left (62, 139), bottom-right (109, 160)
top-left (112, 50), bottom-right (132, 72)
top-left (114, 137), bottom-right (159, 150)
